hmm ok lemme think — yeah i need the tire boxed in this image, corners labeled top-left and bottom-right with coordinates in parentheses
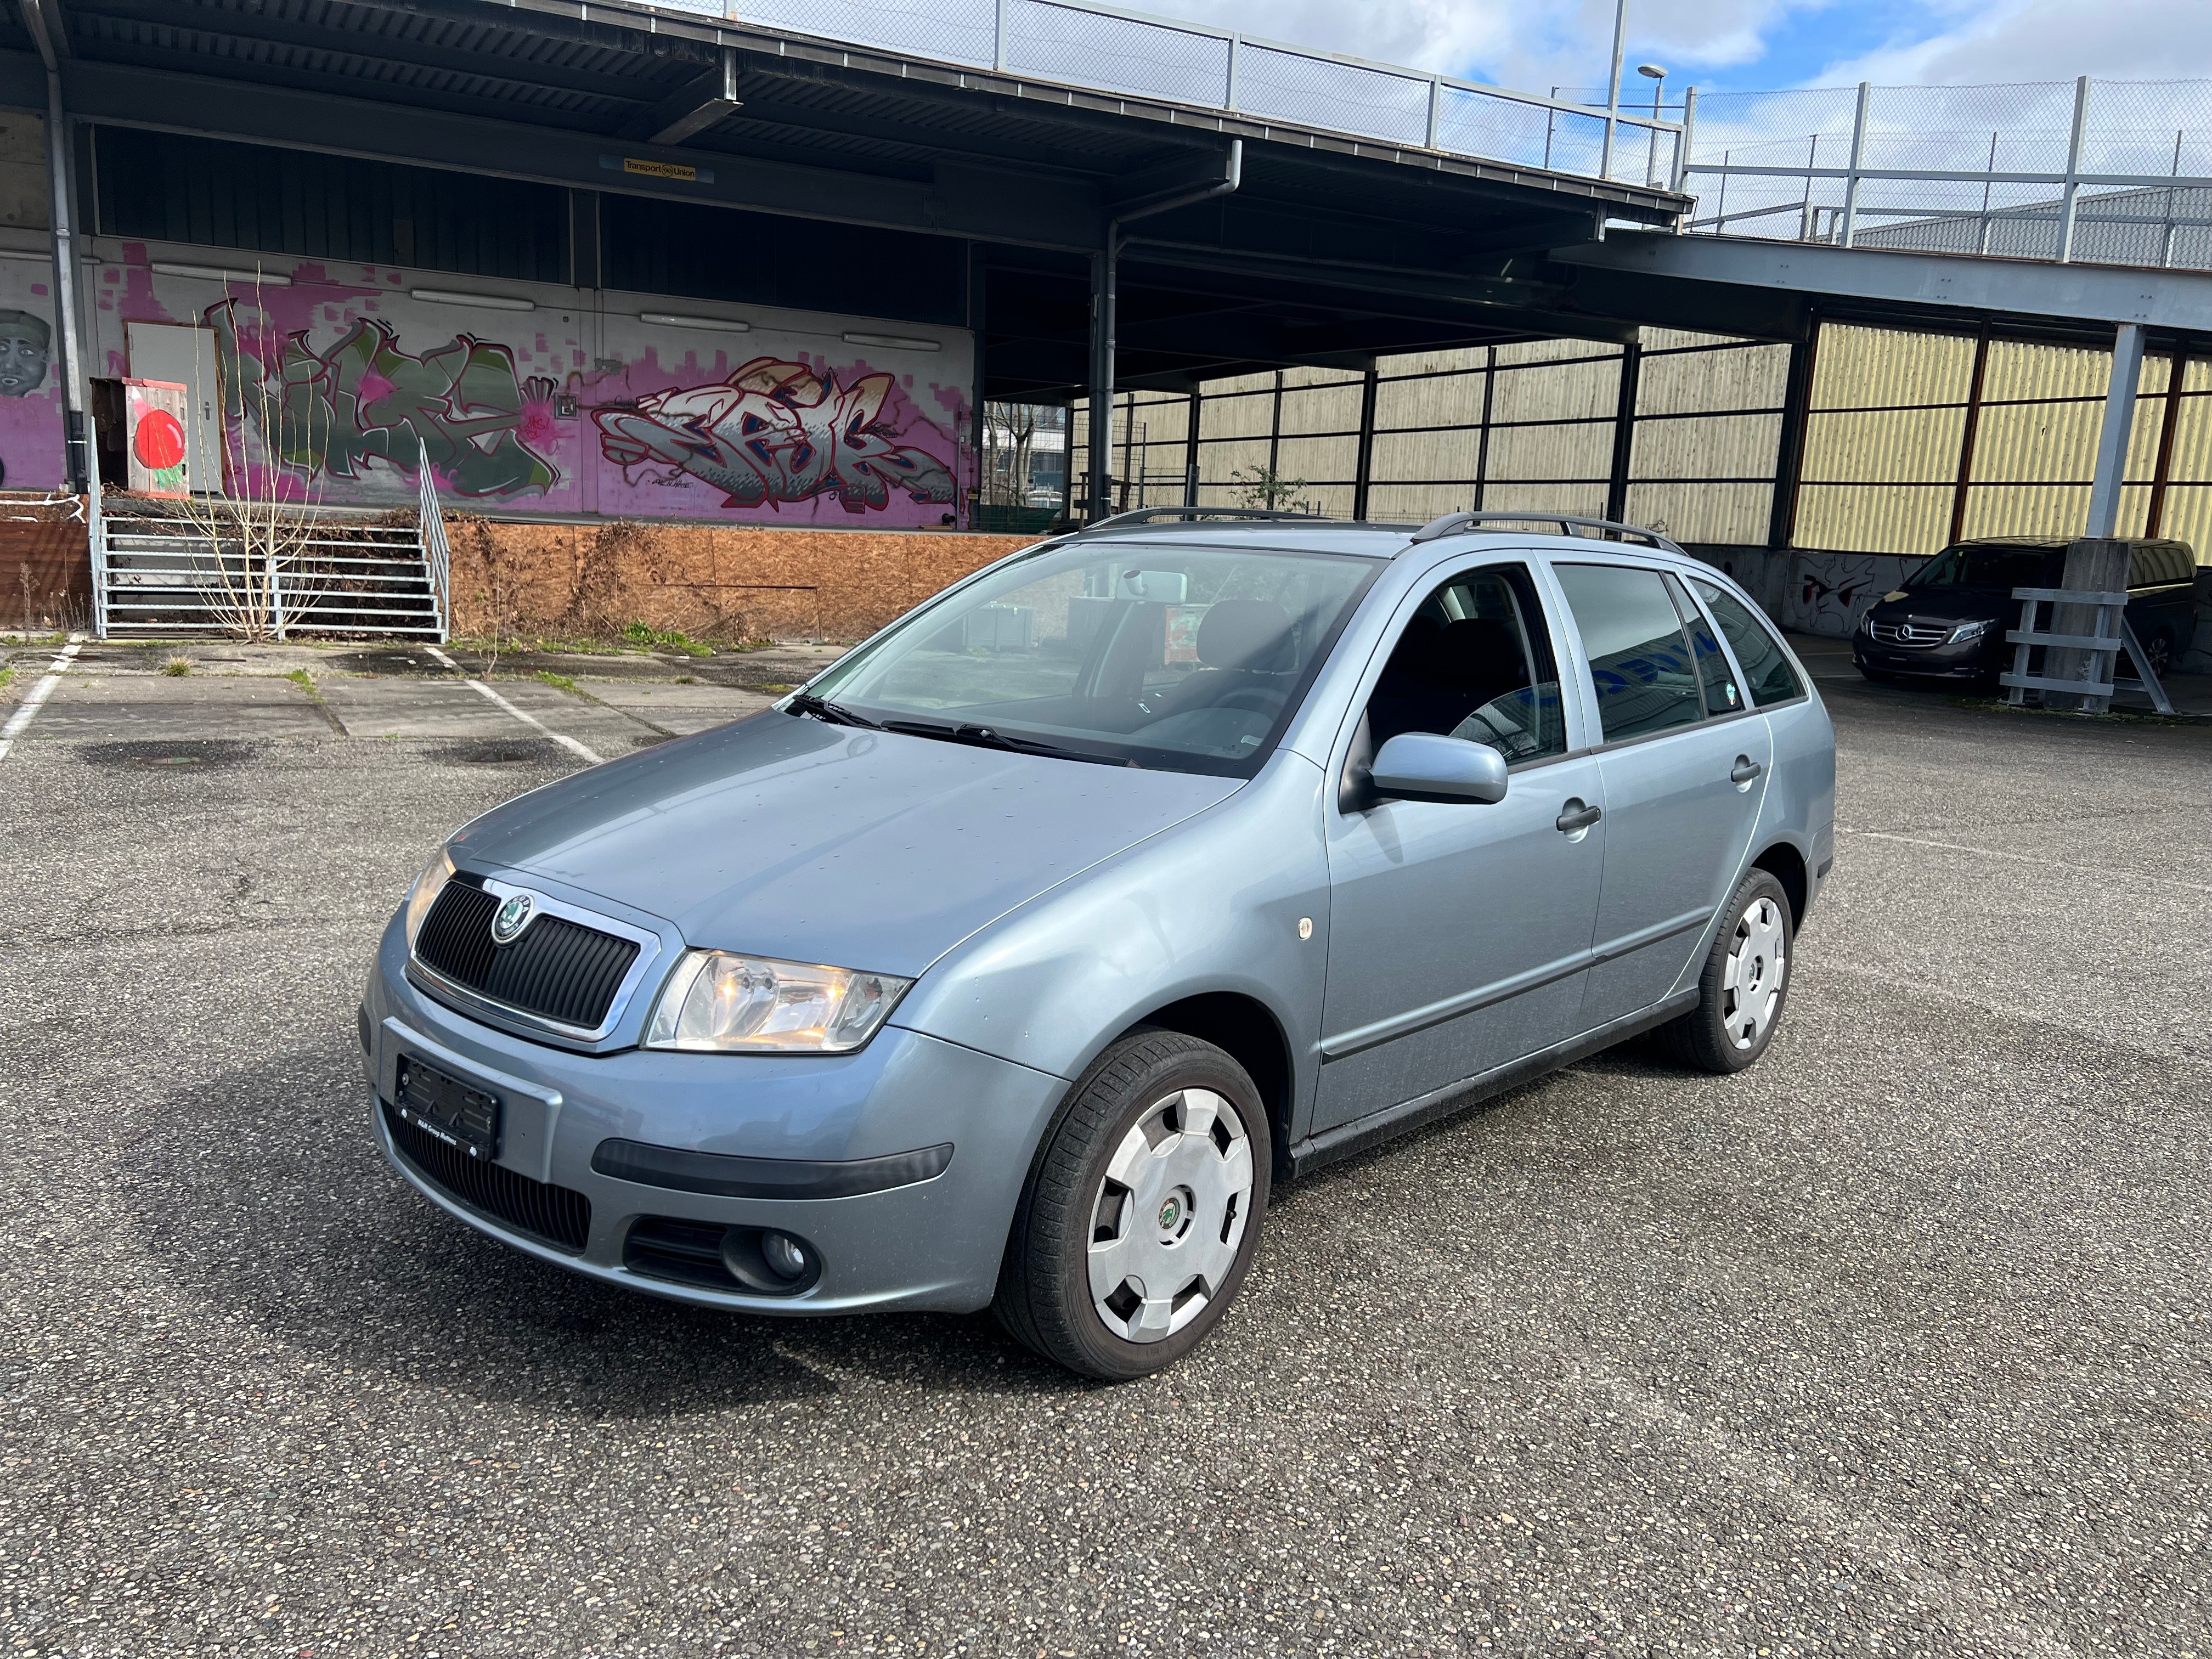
top-left (1654, 869), bottom-right (1795, 1074)
top-left (994, 1031), bottom-right (1271, 1381)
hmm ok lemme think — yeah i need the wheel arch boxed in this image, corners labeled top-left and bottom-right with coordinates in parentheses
top-left (1120, 991), bottom-right (1296, 1179)
top-left (1751, 839), bottom-right (1809, 933)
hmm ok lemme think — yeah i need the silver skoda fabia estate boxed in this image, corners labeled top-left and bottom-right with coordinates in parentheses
top-left (364, 510), bottom-right (1835, 1379)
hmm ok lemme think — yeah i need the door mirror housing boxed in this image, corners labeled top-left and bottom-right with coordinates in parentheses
top-left (1368, 732), bottom-right (1509, 805)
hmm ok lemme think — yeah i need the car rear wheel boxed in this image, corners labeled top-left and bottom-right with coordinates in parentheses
top-left (994, 1031), bottom-right (1270, 1380)
top-left (1653, 869), bottom-right (1794, 1074)
top-left (2138, 629), bottom-right (2174, 679)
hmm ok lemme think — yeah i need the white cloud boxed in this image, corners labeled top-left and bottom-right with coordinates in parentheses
top-left (1807, 0), bottom-right (2212, 85)
top-left (1142, 0), bottom-right (1818, 92)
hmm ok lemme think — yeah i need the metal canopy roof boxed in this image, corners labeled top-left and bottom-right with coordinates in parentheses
top-left (0, 0), bottom-right (1700, 397)
top-left (4, 0), bottom-right (2192, 399)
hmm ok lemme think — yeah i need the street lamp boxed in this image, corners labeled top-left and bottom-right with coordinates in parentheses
top-left (1637, 62), bottom-right (1667, 187)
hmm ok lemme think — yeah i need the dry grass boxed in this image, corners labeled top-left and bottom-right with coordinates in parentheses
top-left (161, 655), bottom-right (192, 677)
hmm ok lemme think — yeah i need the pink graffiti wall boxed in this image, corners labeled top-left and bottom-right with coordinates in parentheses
top-left (87, 247), bottom-right (977, 527)
top-left (0, 252), bottom-right (67, 492)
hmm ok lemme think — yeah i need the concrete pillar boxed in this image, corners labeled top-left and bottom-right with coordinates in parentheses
top-left (2084, 321), bottom-right (2144, 539)
top-left (2049, 537), bottom-right (2132, 714)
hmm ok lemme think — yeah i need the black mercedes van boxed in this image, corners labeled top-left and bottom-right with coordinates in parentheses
top-left (1853, 536), bottom-right (2198, 685)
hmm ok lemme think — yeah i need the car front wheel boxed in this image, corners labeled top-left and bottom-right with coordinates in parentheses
top-left (1654, 868), bottom-right (1794, 1074)
top-left (994, 1031), bottom-right (1270, 1380)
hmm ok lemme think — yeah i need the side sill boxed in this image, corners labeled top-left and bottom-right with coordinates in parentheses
top-left (1284, 988), bottom-right (1701, 1182)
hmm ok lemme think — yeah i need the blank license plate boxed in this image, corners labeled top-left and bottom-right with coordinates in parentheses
top-left (396, 1056), bottom-right (502, 1160)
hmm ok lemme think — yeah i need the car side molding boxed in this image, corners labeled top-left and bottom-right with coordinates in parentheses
top-left (1285, 988), bottom-right (1701, 1181)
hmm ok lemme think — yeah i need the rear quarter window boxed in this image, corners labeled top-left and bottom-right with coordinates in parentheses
top-left (1691, 579), bottom-right (1804, 708)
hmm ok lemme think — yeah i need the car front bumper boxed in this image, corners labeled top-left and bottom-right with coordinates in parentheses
top-left (363, 916), bottom-right (1066, 1316)
top-left (1852, 635), bottom-right (1996, 678)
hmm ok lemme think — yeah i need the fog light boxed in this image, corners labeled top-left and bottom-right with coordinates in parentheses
top-left (760, 1231), bottom-right (810, 1282)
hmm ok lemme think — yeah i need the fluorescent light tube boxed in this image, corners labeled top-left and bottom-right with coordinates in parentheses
top-left (843, 331), bottom-right (941, 352)
top-left (411, 288), bottom-right (535, 312)
top-left (640, 312), bottom-right (752, 332)
top-left (150, 262), bottom-right (294, 287)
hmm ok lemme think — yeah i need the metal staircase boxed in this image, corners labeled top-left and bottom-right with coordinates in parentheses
top-left (91, 458), bottom-right (453, 641)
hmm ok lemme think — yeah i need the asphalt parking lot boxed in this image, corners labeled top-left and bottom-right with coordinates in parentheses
top-left (3, 635), bottom-right (2209, 1658)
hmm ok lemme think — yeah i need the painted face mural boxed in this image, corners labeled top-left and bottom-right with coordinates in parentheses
top-left (0, 309), bottom-right (51, 397)
top-left (595, 357), bottom-right (956, 513)
top-left (207, 300), bottom-right (558, 497)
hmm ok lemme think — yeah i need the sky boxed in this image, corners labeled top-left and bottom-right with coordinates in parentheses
top-left (1147, 0), bottom-right (2212, 98)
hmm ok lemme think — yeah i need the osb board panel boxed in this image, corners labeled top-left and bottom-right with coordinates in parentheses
top-left (0, 507), bottom-right (89, 630)
top-left (445, 520), bottom-right (1031, 640)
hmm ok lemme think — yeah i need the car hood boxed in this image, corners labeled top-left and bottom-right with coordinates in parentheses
top-left (1867, 589), bottom-right (2007, 624)
top-left (449, 712), bottom-right (1243, 978)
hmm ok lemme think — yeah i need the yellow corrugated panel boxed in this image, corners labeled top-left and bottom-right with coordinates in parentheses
top-left (1495, 339), bottom-right (1622, 370)
top-left (1480, 482), bottom-right (1610, 517)
top-left (1635, 343), bottom-right (1790, 417)
top-left (1802, 407), bottom-right (1967, 484)
top-left (1796, 483), bottom-right (1954, 552)
top-left (1641, 327), bottom-right (1753, 353)
top-left (1486, 424), bottom-right (1612, 484)
top-left (1195, 437), bottom-right (1271, 484)
top-left (2162, 393), bottom-right (2212, 489)
top-left (2157, 484), bottom-right (2210, 556)
top-left (1968, 400), bottom-right (2099, 484)
top-left (1284, 365), bottom-right (1364, 391)
top-left (1126, 397), bottom-right (1189, 447)
top-left (1624, 482), bottom-right (1773, 544)
top-left (1491, 358), bottom-right (1619, 423)
top-left (1375, 373), bottom-right (1486, 431)
top-left (1198, 387), bottom-right (1274, 441)
top-left (1957, 484), bottom-right (2095, 539)
top-left (1630, 413), bottom-right (1782, 481)
top-left (1376, 346), bottom-right (1490, 377)
top-left (1813, 324), bottom-right (1973, 410)
top-left (1366, 482), bottom-right (1471, 520)
top-left (1279, 382), bottom-right (1362, 436)
top-left (1982, 338), bottom-right (2111, 403)
top-left (1273, 436), bottom-right (1358, 482)
top-left (1370, 428), bottom-right (1480, 483)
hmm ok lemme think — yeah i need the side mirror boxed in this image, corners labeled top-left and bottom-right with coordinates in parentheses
top-left (1369, 731), bottom-right (1509, 805)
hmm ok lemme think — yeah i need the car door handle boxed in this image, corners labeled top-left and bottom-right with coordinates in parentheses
top-left (1730, 757), bottom-right (1764, 785)
top-left (1556, 799), bottom-right (1602, 834)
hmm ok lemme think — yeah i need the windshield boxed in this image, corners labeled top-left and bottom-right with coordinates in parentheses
top-left (1905, 543), bottom-right (2061, 592)
top-left (803, 538), bottom-right (1378, 776)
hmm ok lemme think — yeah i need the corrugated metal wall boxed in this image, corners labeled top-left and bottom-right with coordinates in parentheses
top-left (1070, 320), bottom-right (2210, 560)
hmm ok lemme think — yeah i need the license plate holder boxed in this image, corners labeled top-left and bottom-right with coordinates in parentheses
top-left (395, 1056), bottom-right (502, 1160)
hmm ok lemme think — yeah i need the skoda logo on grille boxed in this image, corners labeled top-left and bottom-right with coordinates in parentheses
top-left (490, 893), bottom-right (536, 945)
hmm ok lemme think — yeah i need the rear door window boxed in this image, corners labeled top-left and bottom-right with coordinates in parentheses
top-left (1553, 563), bottom-right (1703, 742)
top-left (1691, 579), bottom-right (1805, 708)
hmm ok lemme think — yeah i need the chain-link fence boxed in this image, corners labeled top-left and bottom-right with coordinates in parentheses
top-left (1684, 78), bottom-right (2212, 269)
top-left (641, 0), bottom-right (1681, 189)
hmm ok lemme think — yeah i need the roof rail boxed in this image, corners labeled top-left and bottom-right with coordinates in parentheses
top-left (1080, 507), bottom-right (1329, 532)
top-left (1409, 511), bottom-right (1685, 553)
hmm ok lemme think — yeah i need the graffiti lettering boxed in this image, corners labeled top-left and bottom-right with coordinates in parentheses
top-left (208, 301), bottom-right (558, 498)
top-left (595, 357), bottom-right (955, 513)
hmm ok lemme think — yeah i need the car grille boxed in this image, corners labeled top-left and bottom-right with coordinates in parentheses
top-left (625, 1215), bottom-right (737, 1290)
top-left (1869, 619), bottom-right (1950, 648)
top-left (413, 879), bottom-right (640, 1031)
top-left (382, 1098), bottom-right (591, 1252)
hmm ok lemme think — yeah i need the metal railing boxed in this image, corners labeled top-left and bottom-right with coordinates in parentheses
top-left (1683, 77), bottom-right (2212, 269)
top-left (98, 515), bottom-right (447, 639)
top-left (639, 0), bottom-right (1683, 188)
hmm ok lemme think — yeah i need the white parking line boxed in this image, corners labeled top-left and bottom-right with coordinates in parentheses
top-left (1838, 825), bottom-right (2212, 894)
top-left (0, 635), bottom-right (84, 763)
top-left (424, 645), bottom-right (605, 765)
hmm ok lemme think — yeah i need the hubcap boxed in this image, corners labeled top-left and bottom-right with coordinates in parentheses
top-left (1088, 1088), bottom-right (1255, 1344)
top-left (1722, 895), bottom-right (1787, 1051)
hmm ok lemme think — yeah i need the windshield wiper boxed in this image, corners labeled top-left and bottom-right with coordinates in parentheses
top-left (786, 691), bottom-right (880, 729)
top-left (882, 719), bottom-right (1076, 758)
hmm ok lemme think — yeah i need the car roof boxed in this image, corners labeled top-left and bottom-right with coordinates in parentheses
top-left (1062, 520), bottom-right (1697, 565)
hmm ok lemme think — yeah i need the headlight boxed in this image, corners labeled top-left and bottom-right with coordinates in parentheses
top-left (645, 951), bottom-right (913, 1054)
top-left (1950, 619), bottom-right (1993, 642)
top-left (402, 846), bottom-right (456, 949)
top-left (1855, 610), bottom-right (1877, 633)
